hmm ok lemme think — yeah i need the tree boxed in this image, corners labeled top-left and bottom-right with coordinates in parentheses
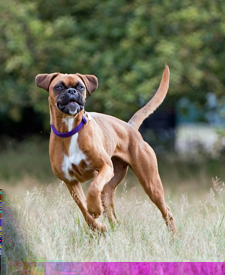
top-left (0, 0), bottom-right (225, 134)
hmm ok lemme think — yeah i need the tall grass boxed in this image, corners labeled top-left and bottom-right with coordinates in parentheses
top-left (2, 139), bottom-right (225, 264)
top-left (3, 178), bottom-right (225, 262)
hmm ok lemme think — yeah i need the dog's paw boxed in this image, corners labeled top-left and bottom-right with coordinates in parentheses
top-left (91, 220), bottom-right (107, 232)
top-left (87, 201), bottom-right (103, 219)
top-left (87, 188), bottom-right (103, 218)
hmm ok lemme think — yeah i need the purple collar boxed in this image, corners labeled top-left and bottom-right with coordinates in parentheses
top-left (50, 115), bottom-right (87, 138)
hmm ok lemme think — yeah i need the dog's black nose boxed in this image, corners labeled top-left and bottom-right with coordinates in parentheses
top-left (67, 88), bottom-right (77, 94)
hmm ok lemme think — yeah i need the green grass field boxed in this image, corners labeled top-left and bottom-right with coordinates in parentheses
top-left (1, 139), bottom-right (225, 263)
top-left (3, 178), bottom-right (225, 262)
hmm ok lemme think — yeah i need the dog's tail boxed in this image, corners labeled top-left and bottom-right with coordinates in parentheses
top-left (128, 65), bottom-right (170, 130)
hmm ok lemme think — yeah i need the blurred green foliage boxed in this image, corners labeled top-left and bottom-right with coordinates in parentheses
top-left (1, 0), bottom-right (225, 132)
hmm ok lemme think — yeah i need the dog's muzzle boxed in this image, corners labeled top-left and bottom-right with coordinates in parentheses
top-left (57, 88), bottom-right (86, 115)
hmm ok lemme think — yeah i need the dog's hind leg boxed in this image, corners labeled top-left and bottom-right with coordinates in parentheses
top-left (130, 142), bottom-right (178, 234)
top-left (101, 157), bottom-right (128, 224)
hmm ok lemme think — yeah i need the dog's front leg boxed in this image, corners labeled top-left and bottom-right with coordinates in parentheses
top-left (65, 181), bottom-right (106, 232)
top-left (87, 163), bottom-right (114, 218)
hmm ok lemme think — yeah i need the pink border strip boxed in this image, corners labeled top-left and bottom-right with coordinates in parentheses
top-left (47, 262), bottom-right (225, 275)
top-left (6, 262), bottom-right (225, 275)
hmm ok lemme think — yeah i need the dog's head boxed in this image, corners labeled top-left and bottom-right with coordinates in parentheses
top-left (35, 73), bottom-right (98, 116)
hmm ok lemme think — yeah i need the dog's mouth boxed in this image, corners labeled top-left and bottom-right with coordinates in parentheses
top-left (58, 99), bottom-right (77, 107)
top-left (57, 94), bottom-right (86, 115)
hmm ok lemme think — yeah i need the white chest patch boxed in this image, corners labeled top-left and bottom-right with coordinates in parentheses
top-left (61, 117), bottom-right (86, 182)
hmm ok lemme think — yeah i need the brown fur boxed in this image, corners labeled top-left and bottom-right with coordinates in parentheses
top-left (35, 66), bottom-right (178, 233)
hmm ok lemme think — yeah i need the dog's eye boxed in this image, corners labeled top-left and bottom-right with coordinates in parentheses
top-left (54, 82), bottom-right (65, 91)
top-left (55, 85), bottom-right (64, 90)
top-left (77, 85), bottom-right (85, 91)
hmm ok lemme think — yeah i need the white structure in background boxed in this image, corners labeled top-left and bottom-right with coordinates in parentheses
top-left (175, 123), bottom-right (220, 154)
top-left (175, 93), bottom-right (225, 154)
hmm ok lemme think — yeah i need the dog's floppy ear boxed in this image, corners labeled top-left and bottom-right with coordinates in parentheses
top-left (35, 73), bottom-right (59, 92)
top-left (76, 73), bottom-right (98, 96)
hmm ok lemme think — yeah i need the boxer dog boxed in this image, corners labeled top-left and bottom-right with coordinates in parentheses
top-left (35, 65), bottom-right (177, 233)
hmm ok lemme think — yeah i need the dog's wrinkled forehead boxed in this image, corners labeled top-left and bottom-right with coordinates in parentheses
top-left (50, 74), bottom-right (85, 90)
top-left (36, 72), bottom-right (98, 96)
